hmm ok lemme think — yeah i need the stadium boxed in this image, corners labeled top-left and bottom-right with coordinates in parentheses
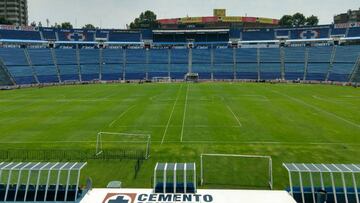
top-left (0, 2), bottom-right (360, 203)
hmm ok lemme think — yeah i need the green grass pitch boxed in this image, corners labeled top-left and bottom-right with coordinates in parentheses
top-left (0, 82), bottom-right (359, 189)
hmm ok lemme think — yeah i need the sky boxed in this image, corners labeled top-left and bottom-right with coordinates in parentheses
top-left (28, 0), bottom-right (359, 29)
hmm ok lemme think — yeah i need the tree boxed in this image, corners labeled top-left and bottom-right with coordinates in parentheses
top-left (292, 13), bottom-right (306, 27)
top-left (305, 15), bottom-right (319, 26)
top-left (0, 17), bottom-right (12, 25)
top-left (61, 22), bottom-right (73, 29)
top-left (279, 13), bottom-right (319, 27)
top-left (129, 10), bottom-right (159, 29)
top-left (83, 24), bottom-right (96, 29)
top-left (279, 15), bottom-right (293, 27)
top-left (30, 21), bottom-right (37, 27)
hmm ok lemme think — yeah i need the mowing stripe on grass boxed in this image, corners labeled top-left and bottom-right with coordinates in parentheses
top-left (226, 104), bottom-right (243, 127)
top-left (161, 84), bottom-right (183, 144)
top-left (271, 90), bottom-right (360, 129)
top-left (180, 84), bottom-right (189, 142)
top-left (108, 105), bottom-right (137, 127)
top-left (1, 140), bottom-right (359, 146)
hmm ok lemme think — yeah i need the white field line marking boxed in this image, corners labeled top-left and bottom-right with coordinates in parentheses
top-left (272, 90), bottom-right (360, 129)
top-left (180, 84), bottom-right (189, 142)
top-left (108, 105), bottom-right (136, 127)
top-left (161, 84), bottom-right (183, 144)
top-left (226, 104), bottom-right (243, 127)
top-left (1, 140), bottom-right (359, 146)
top-left (115, 125), bottom-right (242, 128)
top-left (156, 140), bottom-right (360, 146)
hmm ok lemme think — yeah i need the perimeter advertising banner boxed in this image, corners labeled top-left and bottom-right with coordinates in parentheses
top-left (0, 25), bottom-right (37, 31)
top-left (80, 188), bottom-right (296, 203)
top-left (202, 17), bottom-right (219, 23)
top-left (334, 22), bottom-right (360, 28)
top-left (257, 17), bottom-right (274, 24)
top-left (220, 16), bottom-right (243, 23)
top-left (158, 19), bottom-right (179, 25)
top-left (179, 17), bottom-right (203, 24)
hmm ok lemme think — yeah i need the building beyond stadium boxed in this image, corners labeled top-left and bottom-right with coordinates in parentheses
top-left (157, 9), bottom-right (279, 29)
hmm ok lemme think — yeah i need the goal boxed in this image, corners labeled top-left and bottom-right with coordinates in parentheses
top-left (152, 77), bottom-right (171, 83)
top-left (96, 132), bottom-right (151, 160)
top-left (200, 154), bottom-right (273, 189)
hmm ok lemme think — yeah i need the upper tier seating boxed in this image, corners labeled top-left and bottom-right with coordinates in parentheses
top-left (242, 29), bottom-right (275, 41)
top-left (0, 30), bottom-right (41, 40)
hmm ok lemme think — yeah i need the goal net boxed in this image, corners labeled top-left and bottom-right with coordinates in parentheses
top-left (200, 154), bottom-right (273, 189)
top-left (96, 132), bottom-right (151, 160)
top-left (152, 77), bottom-right (171, 83)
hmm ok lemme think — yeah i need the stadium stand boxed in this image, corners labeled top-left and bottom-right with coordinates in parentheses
top-left (347, 27), bottom-right (360, 37)
top-left (55, 48), bottom-right (80, 81)
top-left (148, 48), bottom-right (170, 78)
top-left (0, 30), bottom-right (41, 40)
top-left (284, 47), bottom-right (306, 80)
top-left (260, 48), bottom-right (282, 79)
top-left (28, 48), bottom-right (59, 83)
top-left (329, 45), bottom-right (360, 81)
top-left (171, 48), bottom-right (188, 79)
top-left (331, 28), bottom-right (347, 36)
top-left (0, 44), bottom-right (359, 84)
top-left (307, 46), bottom-right (332, 81)
top-left (0, 23), bottom-right (359, 85)
top-left (79, 49), bottom-right (100, 81)
top-left (102, 48), bottom-right (123, 80)
top-left (236, 48), bottom-right (259, 80)
top-left (0, 48), bottom-right (36, 85)
top-left (242, 29), bottom-right (275, 41)
top-left (108, 31), bottom-right (141, 42)
top-left (0, 60), bottom-right (14, 86)
top-left (41, 28), bottom-right (57, 41)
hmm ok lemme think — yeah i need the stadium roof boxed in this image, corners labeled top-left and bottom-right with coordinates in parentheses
top-left (283, 163), bottom-right (360, 173)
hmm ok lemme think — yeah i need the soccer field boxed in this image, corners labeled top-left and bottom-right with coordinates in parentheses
top-left (0, 82), bottom-right (359, 189)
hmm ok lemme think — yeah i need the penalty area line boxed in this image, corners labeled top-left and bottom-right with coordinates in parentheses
top-left (161, 84), bottom-right (183, 144)
top-left (180, 84), bottom-right (189, 142)
top-left (108, 105), bottom-right (136, 127)
top-left (226, 104), bottom-right (243, 127)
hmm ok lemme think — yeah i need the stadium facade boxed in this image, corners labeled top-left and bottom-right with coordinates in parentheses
top-left (157, 9), bottom-right (279, 29)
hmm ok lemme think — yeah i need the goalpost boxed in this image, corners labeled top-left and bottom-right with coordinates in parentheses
top-left (96, 132), bottom-right (151, 160)
top-left (152, 77), bottom-right (172, 83)
top-left (200, 154), bottom-right (273, 189)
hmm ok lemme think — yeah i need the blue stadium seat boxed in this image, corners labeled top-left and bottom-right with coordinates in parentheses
top-left (102, 49), bottom-right (123, 80)
top-left (242, 29), bottom-right (275, 41)
top-left (79, 49), bottom-right (100, 81)
top-left (347, 27), bottom-right (360, 38)
top-left (193, 48), bottom-right (212, 79)
top-left (307, 46), bottom-right (332, 81)
top-left (0, 30), bottom-right (41, 40)
top-left (28, 48), bottom-right (59, 83)
top-left (213, 48), bottom-right (233, 79)
top-left (109, 31), bottom-right (141, 42)
top-left (284, 47), bottom-right (306, 80)
top-left (236, 48), bottom-right (258, 79)
top-left (260, 48), bottom-right (281, 79)
top-left (55, 48), bottom-right (79, 81)
top-left (329, 45), bottom-right (360, 82)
